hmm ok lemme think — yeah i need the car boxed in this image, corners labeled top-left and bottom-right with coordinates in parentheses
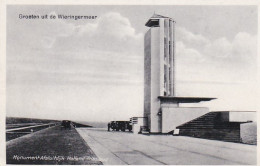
top-left (108, 121), bottom-right (132, 132)
top-left (61, 120), bottom-right (72, 130)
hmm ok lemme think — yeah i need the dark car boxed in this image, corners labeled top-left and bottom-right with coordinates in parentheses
top-left (61, 120), bottom-right (72, 130)
top-left (108, 121), bottom-right (132, 132)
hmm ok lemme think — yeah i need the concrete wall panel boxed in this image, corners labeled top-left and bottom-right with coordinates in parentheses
top-left (161, 107), bottom-right (209, 133)
top-left (229, 112), bottom-right (257, 122)
top-left (144, 29), bottom-right (151, 128)
top-left (150, 27), bottom-right (161, 132)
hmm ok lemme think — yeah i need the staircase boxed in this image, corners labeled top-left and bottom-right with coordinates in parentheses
top-left (176, 112), bottom-right (241, 143)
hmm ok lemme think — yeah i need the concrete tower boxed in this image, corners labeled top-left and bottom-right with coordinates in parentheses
top-left (144, 14), bottom-right (215, 133)
top-left (144, 14), bottom-right (176, 132)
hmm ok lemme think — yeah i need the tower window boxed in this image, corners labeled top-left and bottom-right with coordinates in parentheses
top-left (146, 19), bottom-right (159, 27)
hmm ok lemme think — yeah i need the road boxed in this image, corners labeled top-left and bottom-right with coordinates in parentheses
top-left (77, 128), bottom-right (257, 165)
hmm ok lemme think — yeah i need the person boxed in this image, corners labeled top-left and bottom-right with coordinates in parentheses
top-left (107, 122), bottom-right (111, 131)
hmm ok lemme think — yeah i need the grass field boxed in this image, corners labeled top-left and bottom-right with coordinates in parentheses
top-left (6, 126), bottom-right (102, 165)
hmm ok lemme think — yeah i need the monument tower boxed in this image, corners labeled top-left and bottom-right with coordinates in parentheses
top-left (144, 14), bottom-right (216, 133)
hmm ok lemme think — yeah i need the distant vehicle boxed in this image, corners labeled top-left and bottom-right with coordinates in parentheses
top-left (61, 120), bottom-right (72, 130)
top-left (108, 121), bottom-right (132, 132)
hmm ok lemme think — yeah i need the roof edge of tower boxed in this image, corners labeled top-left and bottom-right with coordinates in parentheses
top-left (158, 96), bottom-right (217, 103)
top-left (151, 13), bottom-right (169, 18)
top-left (145, 13), bottom-right (175, 27)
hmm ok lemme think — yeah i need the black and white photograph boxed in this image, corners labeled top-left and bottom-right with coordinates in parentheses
top-left (2, 2), bottom-right (258, 165)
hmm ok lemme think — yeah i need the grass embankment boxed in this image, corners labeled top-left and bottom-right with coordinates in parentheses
top-left (6, 126), bottom-right (102, 165)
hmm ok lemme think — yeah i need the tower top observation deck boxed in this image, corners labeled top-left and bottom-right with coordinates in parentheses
top-left (145, 13), bottom-right (175, 27)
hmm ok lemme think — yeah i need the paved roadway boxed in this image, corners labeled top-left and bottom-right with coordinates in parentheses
top-left (77, 128), bottom-right (257, 165)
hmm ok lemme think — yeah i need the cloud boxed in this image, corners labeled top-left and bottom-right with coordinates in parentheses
top-left (7, 12), bottom-right (144, 87)
top-left (79, 12), bottom-right (142, 40)
top-left (231, 32), bottom-right (257, 63)
top-left (7, 11), bottom-right (145, 120)
top-left (204, 32), bottom-right (257, 63)
top-left (176, 41), bottom-right (205, 63)
top-left (176, 27), bottom-right (210, 49)
top-left (176, 27), bottom-right (257, 84)
top-left (204, 37), bottom-right (232, 58)
top-left (52, 12), bottom-right (143, 54)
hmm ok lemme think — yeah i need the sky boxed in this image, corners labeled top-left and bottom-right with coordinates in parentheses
top-left (6, 5), bottom-right (258, 122)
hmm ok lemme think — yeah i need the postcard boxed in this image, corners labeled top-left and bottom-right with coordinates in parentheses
top-left (1, 1), bottom-right (259, 165)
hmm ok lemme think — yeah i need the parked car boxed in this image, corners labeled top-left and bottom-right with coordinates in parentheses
top-left (61, 120), bottom-right (72, 130)
top-left (108, 121), bottom-right (132, 132)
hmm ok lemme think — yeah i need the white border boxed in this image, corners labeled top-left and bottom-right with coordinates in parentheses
top-left (0, 1), bottom-right (259, 166)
